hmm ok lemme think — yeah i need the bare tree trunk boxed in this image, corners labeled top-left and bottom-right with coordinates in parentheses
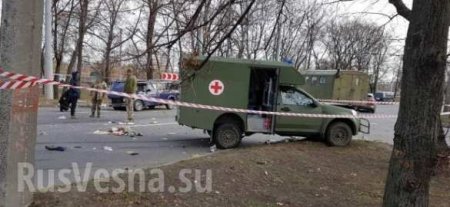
top-left (104, 18), bottom-right (116, 83)
top-left (145, 0), bottom-right (159, 80)
top-left (383, 1), bottom-right (450, 206)
top-left (165, 49), bottom-right (171, 72)
top-left (170, 0), bottom-right (184, 61)
top-left (237, 1), bottom-right (250, 59)
top-left (53, 1), bottom-right (61, 97)
top-left (67, 49), bottom-right (77, 75)
top-left (154, 53), bottom-right (161, 74)
top-left (75, 0), bottom-right (89, 83)
top-left (104, 49), bottom-right (112, 82)
top-left (393, 63), bottom-right (402, 99)
top-left (372, 65), bottom-right (380, 94)
top-left (445, 70), bottom-right (450, 112)
top-left (201, 0), bottom-right (211, 55)
top-left (54, 0), bottom-right (75, 96)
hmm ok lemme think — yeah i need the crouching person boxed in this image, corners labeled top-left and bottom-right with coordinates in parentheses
top-left (90, 78), bottom-right (108, 118)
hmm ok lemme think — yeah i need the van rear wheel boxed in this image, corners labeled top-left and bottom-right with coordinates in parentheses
top-left (326, 122), bottom-right (352, 146)
top-left (213, 123), bottom-right (242, 149)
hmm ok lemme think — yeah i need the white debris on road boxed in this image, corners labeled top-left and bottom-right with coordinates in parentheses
top-left (210, 145), bottom-right (217, 152)
top-left (93, 130), bottom-right (109, 135)
top-left (126, 151), bottom-right (139, 156)
top-left (93, 127), bottom-right (143, 137)
top-left (103, 146), bottom-right (113, 151)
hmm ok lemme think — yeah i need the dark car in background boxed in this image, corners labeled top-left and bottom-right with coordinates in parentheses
top-left (374, 91), bottom-right (395, 102)
top-left (108, 80), bottom-right (179, 111)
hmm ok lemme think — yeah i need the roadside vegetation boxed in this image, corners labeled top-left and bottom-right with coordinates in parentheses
top-left (32, 141), bottom-right (450, 207)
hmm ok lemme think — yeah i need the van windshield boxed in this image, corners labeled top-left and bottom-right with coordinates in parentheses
top-left (280, 86), bottom-right (314, 106)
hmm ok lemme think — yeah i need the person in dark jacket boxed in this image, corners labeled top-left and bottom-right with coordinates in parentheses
top-left (59, 89), bottom-right (70, 112)
top-left (68, 71), bottom-right (81, 119)
top-left (59, 78), bottom-right (71, 112)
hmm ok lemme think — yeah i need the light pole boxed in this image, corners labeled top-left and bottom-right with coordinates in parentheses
top-left (44, 0), bottom-right (54, 99)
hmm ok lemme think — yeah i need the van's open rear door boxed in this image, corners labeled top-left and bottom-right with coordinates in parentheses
top-left (247, 68), bottom-right (279, 133)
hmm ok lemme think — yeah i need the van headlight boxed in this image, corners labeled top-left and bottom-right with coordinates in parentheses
top-left (351, 110), bottom-right (358, 116)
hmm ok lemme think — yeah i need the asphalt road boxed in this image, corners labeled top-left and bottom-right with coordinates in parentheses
top-left (34, 104), bottom-right (449, 186)
top-left (356, 105), bottom-right (398, 144)
top-left (35, 106), bottom-right (280, 186)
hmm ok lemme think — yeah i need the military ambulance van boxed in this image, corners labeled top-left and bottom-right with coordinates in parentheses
top-left (177, 57), bottom-right (369, 149)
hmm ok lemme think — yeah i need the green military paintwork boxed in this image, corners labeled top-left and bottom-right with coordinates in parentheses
top-left (177, 57), bottom-right (362, 138)
top-left (178, 57), bottom-right (303, 131)
top-left (300, 70), bottom-right (369, 101)
top-left (441, 113), bottom-right (450, 127)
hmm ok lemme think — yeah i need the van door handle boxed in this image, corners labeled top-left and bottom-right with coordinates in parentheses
top-left (281, 107), bottom-right (290, 112)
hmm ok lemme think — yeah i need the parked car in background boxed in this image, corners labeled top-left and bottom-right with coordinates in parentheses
top-left (355, 93), bottom-right (376, 113)
top-left (108, 80), bottom-right (179, 111)
top-left (374, 91), bottom-right (395, 102)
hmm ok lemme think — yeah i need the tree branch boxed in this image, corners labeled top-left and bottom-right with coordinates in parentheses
top-left (265, 0), bottom-right (286, 50)
top-left (180, 0), bottom-right (257, 84)
top-left (388, 0), bottom-right (411, 21)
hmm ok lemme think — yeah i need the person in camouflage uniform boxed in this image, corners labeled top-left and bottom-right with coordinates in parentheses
top-left (90, 78), bottom-right (108, 118)
top-left (124, 69), bottom-right (137, 121)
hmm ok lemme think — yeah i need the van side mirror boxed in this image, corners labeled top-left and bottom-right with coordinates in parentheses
top-left (309, 101), bottom-right (318, 108)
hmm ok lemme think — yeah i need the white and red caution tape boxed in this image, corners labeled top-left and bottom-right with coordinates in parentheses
top-left (319, 99), bottom-right (399, 105)
top-left (0, 80), bottom-right (37, 90)
top-left (0, 68), bottom-right (398, 119)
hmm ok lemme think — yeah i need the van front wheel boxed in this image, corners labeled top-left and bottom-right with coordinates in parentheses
top-left (326, 122), bottom-right (352, 146)
top-left (214, 123), bottom-right (242, 149)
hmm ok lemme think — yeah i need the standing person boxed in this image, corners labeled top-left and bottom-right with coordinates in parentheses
top-left (68, 71), bottom-right (81, 119)
top-left (90, 77), bottom-right (108, 118)
top-left (59, 79), bottom-right (70, 112)
top-left (124, 69), bottom-right (137, 122)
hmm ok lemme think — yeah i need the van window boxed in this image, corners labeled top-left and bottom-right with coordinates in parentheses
top-left (319, 76), bottom-right (326, 84)
top-left (311, 76), bottom-right (318, 85)
top-left (280, 86), bottom-right (314, 106)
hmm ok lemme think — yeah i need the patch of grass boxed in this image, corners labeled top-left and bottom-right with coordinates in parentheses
top-left (32, 140), bottom-right (450, 207)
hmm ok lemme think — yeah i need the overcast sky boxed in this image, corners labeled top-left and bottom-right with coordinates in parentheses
top-left (0, 0), bottom-right (412, 68)
top-left (335, 0), bottom-right (412, 50)
top-left (0, 0), bottom-right (411, 47)
top-left (330, 0), bottom-right (413, 80)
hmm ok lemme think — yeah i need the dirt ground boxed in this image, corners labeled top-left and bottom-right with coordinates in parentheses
top-left (32, 140), bottom-right (450, 207)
